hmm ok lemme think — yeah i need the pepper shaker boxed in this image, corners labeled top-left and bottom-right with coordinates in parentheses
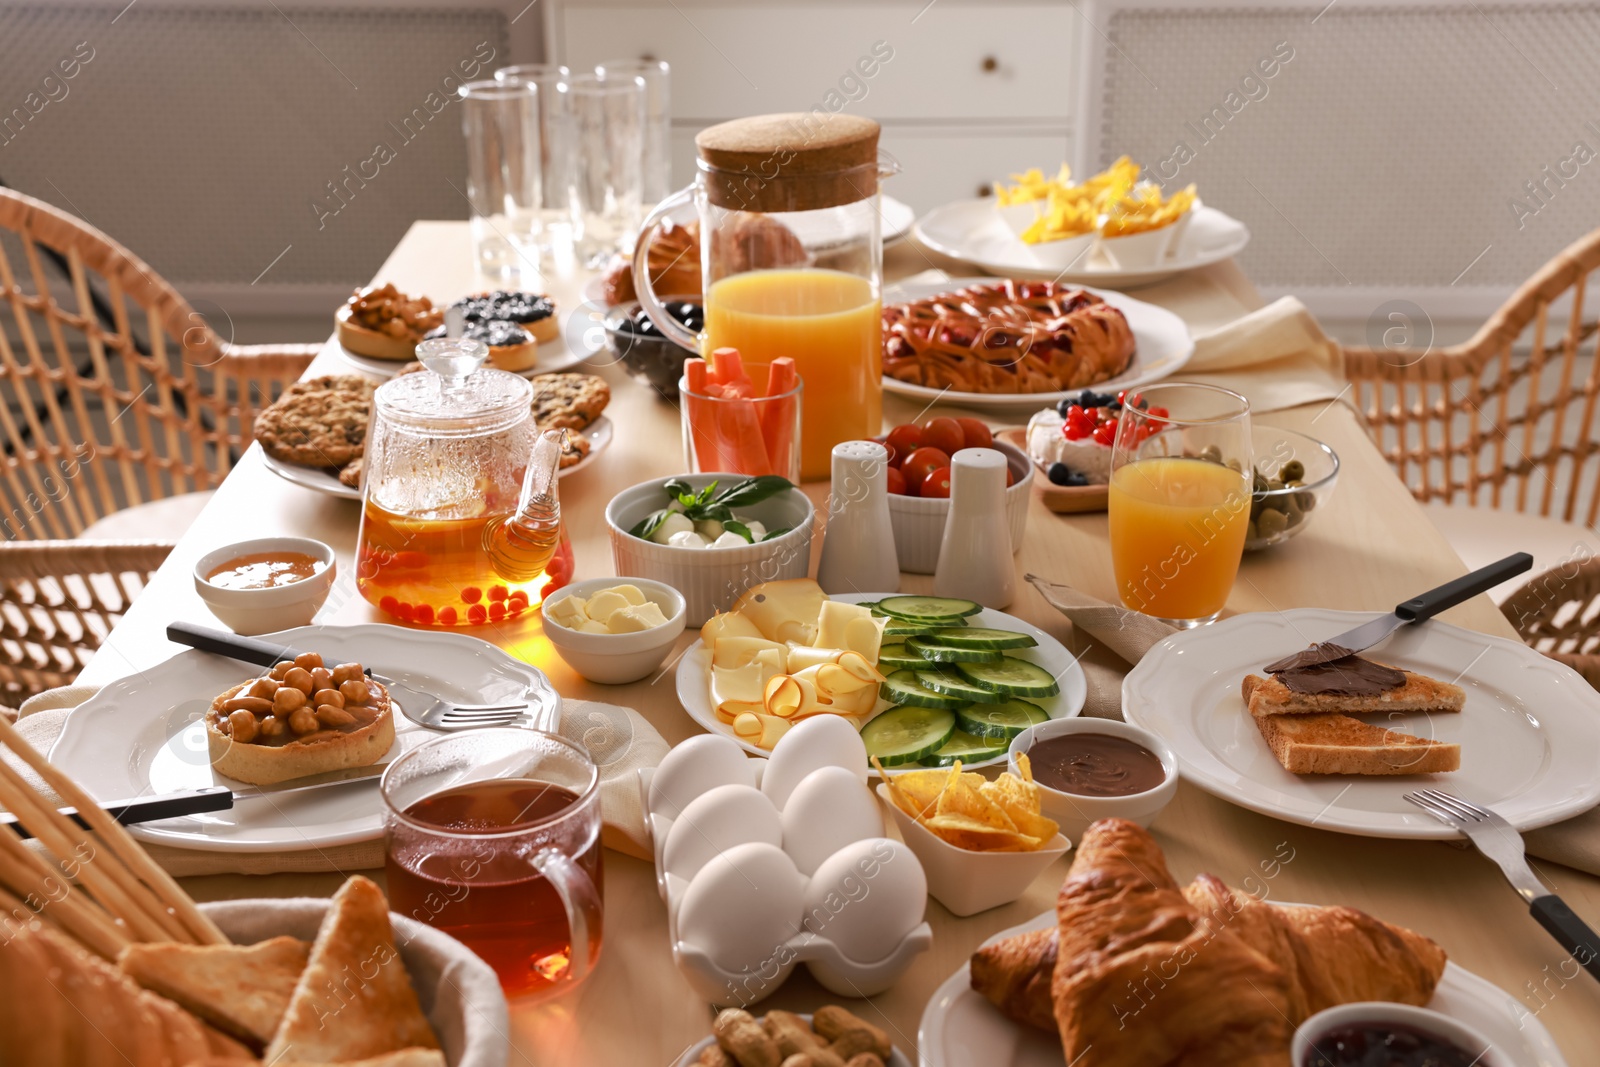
top-left (817, 441), bottom-right (900, 595)
top-left (934, 448), bottom-right (1014, 609)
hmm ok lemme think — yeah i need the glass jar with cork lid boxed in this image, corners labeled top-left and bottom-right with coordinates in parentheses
top-left (633, 113), bottom-right (897, 481)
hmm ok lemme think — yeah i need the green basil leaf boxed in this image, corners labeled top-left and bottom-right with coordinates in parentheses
top-left (712, 475), bottom-right (795, 509)
top-left (630, 508), bottom-right (670, 540)
top-left (723, 519), bottom-right (754, 543)
top-left (700, 504), bottom-right (733, 523)
top-left (761, 525), bottom-right (792, 540)
top-left (662, 478), bottom-right (694, 500)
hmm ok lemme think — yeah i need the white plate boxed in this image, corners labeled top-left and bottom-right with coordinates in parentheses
top-left (675, 1013), bottom-right (914, 1067)
top-left (259, 415), bottom-right (614, 500)
top-left (49, 623), bottom-right (561, 852)
top-left (914, 199), bottom-right (1251, 288)
top-left (674, 592), bottom-right (1086, 768)
top-left (1123, 608), bottom-right (1600, 839)
top-left (336, 321), bottom-right (593, 379)
top-left (880, 278), bottom-right (1194, 411)
top-left (918, 909), bottom-right (1569, 1067)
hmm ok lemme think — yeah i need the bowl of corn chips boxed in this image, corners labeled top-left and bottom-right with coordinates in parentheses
top-left (993, 158), bottom-right (1198, 271)
top-left (875, 755), bottom-right (1069, 917)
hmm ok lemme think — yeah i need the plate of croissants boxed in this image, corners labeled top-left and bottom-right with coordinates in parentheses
top-left (918, 819), bottom-right (1568, 1067)
top-left (879, 278), bottom-right (1193, 410)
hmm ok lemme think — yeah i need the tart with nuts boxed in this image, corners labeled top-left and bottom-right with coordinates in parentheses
top-left (205, 652), bottom-right (395, 786)
top-left (336, 283), bottom-right (445, 362)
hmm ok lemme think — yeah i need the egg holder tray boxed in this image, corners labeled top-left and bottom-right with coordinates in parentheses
top-left (637, 761), bottom-right (933, 1006)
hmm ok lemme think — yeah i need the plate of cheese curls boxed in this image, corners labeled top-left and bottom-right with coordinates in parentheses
top-left (879, 277), bottom-right (1193, 410)
top-left (1123, 608), bottom-right (1600, 839)
top-left (0, 712), bottom-right (507, 1066)
top-left (918, 819), bottom-right (1568, 1067)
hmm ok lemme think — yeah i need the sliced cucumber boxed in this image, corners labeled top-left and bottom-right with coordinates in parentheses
top-left (957, 657), bottom-right (1061, 698)
top-left (919, 729), bottom-right (1010, 767)
top-left (880, 669), bottom-right (966, 710)
top-left (860, 706), bottom-right (957, 766)
top-left (877, 642), bottom-right (930, 671)
top-left (876, 595), bottom-right (984, 622)
top-left (931, 627), bottom-right (1038, 651)
top-left (883, 619), bottom-right (945, 638)
top-left (905, 636), bottom-right (1004, 664)
top-left (956, 698), bottom-right (1051, 739)
top-left (914, 669), bottom-right (1005, 704)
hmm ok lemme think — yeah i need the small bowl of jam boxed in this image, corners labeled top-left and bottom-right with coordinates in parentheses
top-left (193, 536), bottom-right (336, 636)
top-left (1292, 1002), bottom-right (1505, 1067)
top-left (1006, 718), bottom-right (1179, 842)
top-left (603, 298), bottom-right (702, 399)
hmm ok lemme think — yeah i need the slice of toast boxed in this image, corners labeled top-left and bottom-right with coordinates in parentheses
top-left (1255, 712), bottom-right (1460, 775)
top-left (1242, 664), bottom-right (1465, 719)
top-left (119, 936), bottom-right (310, 1047)
top-left (264, 875), bottom-right (440, 1064)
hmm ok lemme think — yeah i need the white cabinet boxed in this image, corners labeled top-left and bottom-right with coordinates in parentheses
top-left (553, 0), bottom-right (1075, 212)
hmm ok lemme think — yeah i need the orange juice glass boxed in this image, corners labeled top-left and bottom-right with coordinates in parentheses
top-left (703, 269), bottom-right (880, 479)
top-left (1107, 383), bottom-right (1252, 626)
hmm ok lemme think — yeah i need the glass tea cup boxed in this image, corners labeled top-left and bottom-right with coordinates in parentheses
top-left (381, 729), bottom-right (603, 999)
top-left (1107, 382), bottom-right (1252, 627)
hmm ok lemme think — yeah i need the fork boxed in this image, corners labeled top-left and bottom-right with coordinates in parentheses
top-left (1405, 788), bottom-right (1600, 981)
top-left (167, 622), bottom-right (548, 731)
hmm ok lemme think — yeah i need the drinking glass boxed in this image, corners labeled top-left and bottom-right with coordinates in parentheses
top-left (679, 360), bottom-right (803, 481)
top-left (594, 58), bottom-right (671, 207)
top-left (493, 63), bottom-right (579, 253)
top-left (1107, 383), bottom-right (1252, 627)
top-left (382, 728), bottom-right (603, 999)
top-left (457, 80), bottom-right (541, 274)
top-left (565, 71), bottom-right (646, 264)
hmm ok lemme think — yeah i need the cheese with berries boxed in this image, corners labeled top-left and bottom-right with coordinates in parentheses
top-left (1027, 408), bottom-right (1113, 484)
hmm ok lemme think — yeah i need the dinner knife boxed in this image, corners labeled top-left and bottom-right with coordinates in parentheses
top-left (1263, 552), bottom-right (1534, 672)
top-left (230, 761), bottom-right (393, 800)
top-left (0, 786), bottom-right (234, 840)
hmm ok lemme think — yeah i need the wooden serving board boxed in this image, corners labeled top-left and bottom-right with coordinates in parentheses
top-left (996, 428), bottom-right (1109, 513)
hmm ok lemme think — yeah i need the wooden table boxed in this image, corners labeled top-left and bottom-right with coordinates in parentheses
top-left (78, 224), bottom-right (1600, 1064)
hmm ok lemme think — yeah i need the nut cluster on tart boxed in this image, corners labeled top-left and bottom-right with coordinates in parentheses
top-left (205, 651), bottom-right (394, 785)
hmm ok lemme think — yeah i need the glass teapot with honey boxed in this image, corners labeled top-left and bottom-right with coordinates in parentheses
top-left (355, 338), bottom-right (573, 626)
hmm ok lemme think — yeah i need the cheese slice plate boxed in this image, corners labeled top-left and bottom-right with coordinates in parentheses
top-left (675, 592), bottom-right (1086, 768)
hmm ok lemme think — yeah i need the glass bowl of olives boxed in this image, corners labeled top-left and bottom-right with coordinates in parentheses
top-left (602, 298), bottom-right (702, 399)
top-left (1244, 426), bottom-right (1339, 551)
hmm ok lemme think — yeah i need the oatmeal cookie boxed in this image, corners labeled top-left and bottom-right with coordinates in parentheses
top-left (530, 373), bottom-right (610, 431)
top-left (338, 456), bottom-right (364, 488)
top-left (558, 429), bottom-right (592, 470)
top-left (254, 375), bottom-right (372, 468)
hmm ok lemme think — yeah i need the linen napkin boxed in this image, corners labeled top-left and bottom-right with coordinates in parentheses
top-left (1186, 296), bottom-right (1348, 415)
top-left (1024, 574), bottom-right (1600, 877)
top-left (9, 688), bottom-right (666, 877)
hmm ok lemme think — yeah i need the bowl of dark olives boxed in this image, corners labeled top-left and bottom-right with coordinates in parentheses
top-left (603, 298), bottom-right (702, 399)
top-left (1245, 426), bottom-right (1338, 551)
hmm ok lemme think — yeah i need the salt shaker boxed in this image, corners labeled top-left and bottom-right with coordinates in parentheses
top-left (934, 448), bottom-right (1015, 609)
top-left (817, 441), bottom-right (900, 595)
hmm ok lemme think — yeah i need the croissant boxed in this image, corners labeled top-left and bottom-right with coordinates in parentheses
top-left (970, 819), bottom-right (1447, 1067)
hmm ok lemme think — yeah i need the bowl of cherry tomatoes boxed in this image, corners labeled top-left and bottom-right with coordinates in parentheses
top-left (873, 416), bottom-right (1031, 574)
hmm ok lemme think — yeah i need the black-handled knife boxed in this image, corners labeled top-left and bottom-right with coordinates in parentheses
top-left (1265, 553), bottom-right (1533, 672)
top-left (1, 786), bottom-right (234, 840)
top-left (166, 622), bottom-right (371, 677)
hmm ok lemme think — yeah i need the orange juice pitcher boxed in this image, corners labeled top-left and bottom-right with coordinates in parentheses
top-left (355, 338), bottom-right (575, 626)
top-left (633, 113), bottom-right (898, 480)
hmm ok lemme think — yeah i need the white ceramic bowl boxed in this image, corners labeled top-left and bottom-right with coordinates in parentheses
top-left (995, 201), bottom-right (1099, 270)
top-left (192, 536), bottom-right (337, 636)
top-left (606, 473), bottom-right (816, 626)
top-left (1006, 718), bottom-right (1179, 843)
top-left (1097, 206), bottom-right (1194, 270)
top-left (201, 896), bottom-right (508, 1067)
top-left (876, 782), bottom-right (1070, 917)
top-left (540, 576), bottom-right (687, 684)
top-left (1291, 1001), bottom-right (1508, 1067)
top-left (887, 441), bottom-right (1030, 575)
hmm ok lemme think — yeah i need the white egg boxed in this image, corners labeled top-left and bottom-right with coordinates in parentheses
top-left (677, 842), bottom-right (805, 977)
top-left (762, 715), bottom-right (869, 809)
top-left (663, 785), bottom-right (782, 882)
top-left (802, 838), bottom-right (925, 964)
top-left (650, 734), bottom-right (756, 818)
top-left (780, 766), bottom-right (884, 876)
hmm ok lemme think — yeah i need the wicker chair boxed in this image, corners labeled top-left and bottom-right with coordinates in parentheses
top-left (0, 187), bottom-right (318, 701)
top-left (1341, 223), bottom-right (1600, 671)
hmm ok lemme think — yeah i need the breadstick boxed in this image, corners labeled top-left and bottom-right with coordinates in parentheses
top-left (0, 715), bottom-right (226, 944)
top-left (0, 827), bottom-right (130, 958)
